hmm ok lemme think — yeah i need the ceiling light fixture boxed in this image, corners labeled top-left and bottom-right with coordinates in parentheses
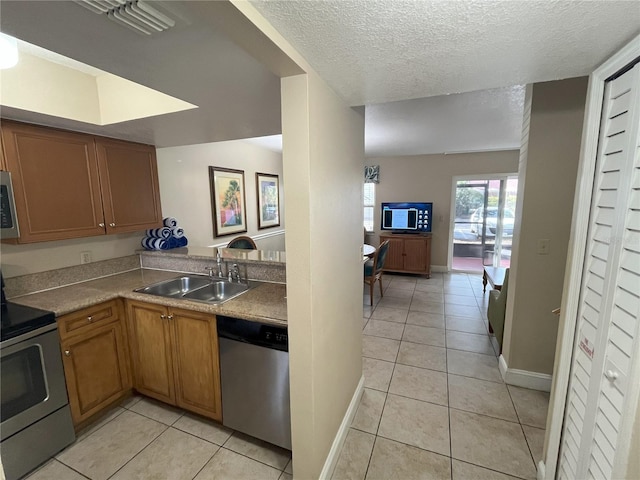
top-left (0, 32), bottom-right (19, 69)
top-left (74, 0), bottom-right (175, 36)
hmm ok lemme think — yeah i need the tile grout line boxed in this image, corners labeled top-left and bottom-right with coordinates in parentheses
top-left (103, 423), bottom-right (171, 480)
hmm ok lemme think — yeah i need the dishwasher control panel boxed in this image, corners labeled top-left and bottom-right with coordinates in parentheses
top-left (217, 315), bottom-right (288, 352)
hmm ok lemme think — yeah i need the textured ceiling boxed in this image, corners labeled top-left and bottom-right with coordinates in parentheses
top-left (250, 0), bottom-right (640, 106)
top-left (366, 85), bottom-right (525, 156)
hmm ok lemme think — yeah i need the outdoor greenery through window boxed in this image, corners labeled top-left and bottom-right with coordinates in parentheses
top-left (364, 183), bottom-right (375, 231)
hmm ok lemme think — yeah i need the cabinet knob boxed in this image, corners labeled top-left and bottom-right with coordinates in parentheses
top-left (160, 314), bottom-right (167, 320)
top-left (109, 223), bottom-right (116, 227)
top-left (64, 350), bottom-right (71, 356)
top-left (167, 314), bottom-right (173, 320)
top-left (87, 315), bottom-right (93, 322)
top-left (99, 223), bottom-right (105, 228)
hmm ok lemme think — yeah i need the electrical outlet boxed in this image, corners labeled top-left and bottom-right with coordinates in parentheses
top-left (80, 251), bottom-right (92, 264)
top-left (537, 239), bottom-right (550, 255)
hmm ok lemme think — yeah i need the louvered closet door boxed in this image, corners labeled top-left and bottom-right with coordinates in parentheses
top-left (558, 62), bottom-right (640, 480)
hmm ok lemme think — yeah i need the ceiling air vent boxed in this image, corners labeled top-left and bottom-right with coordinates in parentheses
top-left (75, 0), bottom-right (175, 35)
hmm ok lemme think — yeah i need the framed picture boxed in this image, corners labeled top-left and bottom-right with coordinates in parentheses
top-left (209, 166), bottom-right (247, 237)
top-left (256, 172), bottom-right (280, 229)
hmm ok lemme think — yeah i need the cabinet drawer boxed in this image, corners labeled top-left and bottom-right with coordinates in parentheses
top-left (58, 300), bottom-right (120, 339)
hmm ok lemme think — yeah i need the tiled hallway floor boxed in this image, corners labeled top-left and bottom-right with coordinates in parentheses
top-left (26, 272), bottom-right (548, 480)
top-left (26, 396), bottom-right (293, 480)
top-left (333, 272), bottom-right (550, 480)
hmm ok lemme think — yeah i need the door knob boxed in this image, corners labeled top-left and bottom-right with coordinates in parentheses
top-left (87, 315), bottom-right (93, 322)
top-left (109, 223), bottom-right (116, 227)
top-left (64, 350), bottom-right (71, 356)
top-left (99, 223), bottom-right (105, 228)
top-left (167, 314), bottom-right (173, 320)
top-left (605, 370), bottom-right (619, 381)
top-left (160, 314), bottom-right (167, 320)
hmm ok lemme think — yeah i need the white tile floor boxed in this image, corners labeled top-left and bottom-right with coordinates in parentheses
top-left (25, 396), bottom-right (292, 480)
top-left (26, 271), bottom-right (548, 480)
top-left (333, 272), bottom-right (550, 480)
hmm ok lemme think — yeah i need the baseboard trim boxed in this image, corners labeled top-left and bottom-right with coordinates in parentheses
top-left (319, 375), bottom-right (364, 480)
top-left (537, 460), bottom-right (546, 480)
top-left (499, 355), bottom-right (552, 392)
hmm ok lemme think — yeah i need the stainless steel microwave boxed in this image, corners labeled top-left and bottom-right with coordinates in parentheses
top-left (0, 171), bottom-right (20, 239)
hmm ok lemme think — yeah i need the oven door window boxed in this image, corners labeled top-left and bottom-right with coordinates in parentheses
top-left (1, 345), bottom-right (48, 422)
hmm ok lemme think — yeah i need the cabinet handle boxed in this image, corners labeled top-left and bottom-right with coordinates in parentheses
top-left (87, 315), bottom-right (93, 322)
top-left (109, 223), bottom-right (116, 227)
top-left (167, 314), bottom-right (173, 320)
top-left (99, 223), bottom-right (105, 228)
top-left (64, 350), bottom-right (71, 356)
top-left (160, 314), bottom-right (167, 320)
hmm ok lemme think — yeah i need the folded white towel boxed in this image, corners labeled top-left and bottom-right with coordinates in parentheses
top-left (163, 217), bottom-right (178, 228)
top-left (171, 227), bottom-right (184, 238)
top-left (141, 237), bottom-right (168, 250)
top-left (146, 227), bottom-right (172, 239)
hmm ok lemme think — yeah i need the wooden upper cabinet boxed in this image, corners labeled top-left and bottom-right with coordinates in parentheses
top-left (1, 121), bottom-right (105, 243)
top-left (1, 121), bottom-right (162, 243)
top-left (95, 138), bottom-right (162, 234)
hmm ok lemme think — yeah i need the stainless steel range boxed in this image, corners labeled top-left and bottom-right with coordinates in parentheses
top-left (0, 274), bottom-right (75, 480)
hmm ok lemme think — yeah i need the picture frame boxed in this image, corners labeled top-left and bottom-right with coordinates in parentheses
top-left (256, 172), bottom-right (280, 229)
top-left (209, 166), bottom-right (247, 237)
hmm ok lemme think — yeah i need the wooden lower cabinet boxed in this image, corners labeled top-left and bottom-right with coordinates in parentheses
top-left (58, 300), bottom-right (132, 427)
top-left (380, 233), bottom-right (432, 276)
top-left (126, 300), bottom-right (222, 421)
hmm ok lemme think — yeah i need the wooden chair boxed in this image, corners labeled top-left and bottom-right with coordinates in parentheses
top-left (227, 235), bottom-right (257, 249)
top-left (364, 240), bottom-right (390, 306)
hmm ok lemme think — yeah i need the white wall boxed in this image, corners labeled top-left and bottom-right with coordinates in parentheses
top-left (156, 140), bottom-right (284, 250)
top-left (283, 71), bottom-right (365, 479)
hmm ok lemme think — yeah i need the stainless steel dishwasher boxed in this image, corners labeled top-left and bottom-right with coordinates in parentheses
top-left (217, 316), bottom-right (291, 450)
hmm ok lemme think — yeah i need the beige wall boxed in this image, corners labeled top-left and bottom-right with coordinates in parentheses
top-left (368, 151), bottom-right (519, 267)
top-left (283, 72), bottom-right (365, 479)
top-left (1, 233), bottom-right (142, 278)
top-left (503, 77), bottom-right (589, 375)
top-left (156, 140), bottom-right (284, 250)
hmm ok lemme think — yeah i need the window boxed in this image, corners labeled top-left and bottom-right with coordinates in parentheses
top-left (364, 183), bottom-right (375, 231)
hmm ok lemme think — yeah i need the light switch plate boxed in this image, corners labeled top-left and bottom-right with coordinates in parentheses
top-left (537, 239), bottom-right (550, 255)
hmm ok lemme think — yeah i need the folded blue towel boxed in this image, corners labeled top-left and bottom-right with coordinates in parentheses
top-left (146, 227), bottom-right (172, 239)
top-left (171, 227), bottom-right (184, 238)
top-left (163, 217), bottom-right (178, 228)
top-left (176, 236), bottom-right (188, 247)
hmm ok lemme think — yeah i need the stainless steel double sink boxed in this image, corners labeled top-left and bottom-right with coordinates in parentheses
top-left (134, 275), bottom-right (253, 304)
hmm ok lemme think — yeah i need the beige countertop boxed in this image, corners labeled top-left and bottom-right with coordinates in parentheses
top-left (10, 269), bottom-right (288, 327)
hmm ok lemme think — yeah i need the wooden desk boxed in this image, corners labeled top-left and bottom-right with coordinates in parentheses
top-left (483, 267), bottom-right (507, 292)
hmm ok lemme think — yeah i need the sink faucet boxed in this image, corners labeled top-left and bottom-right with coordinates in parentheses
top-left (216, 251), bottom-right (224, 278)
top-left (231, 263), bottom-right (241, 283)
top-left (205, 266), bottom-right (215, 279)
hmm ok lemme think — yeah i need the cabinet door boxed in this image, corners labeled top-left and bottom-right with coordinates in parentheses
top-left (1, 122), bottom-right (105, 243)
top-left (61, 321), bottom-right (131, 426)
top-left (383, 236), bottom-right (405, 270)
top-left (96, 138), bottom-right (162, 234)
top-left (126, 301), bottom-right (175, 404)
top-left (403, 238), bottom-right (428, 273)
top-left (171, 308), bottom-right (222, 421)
